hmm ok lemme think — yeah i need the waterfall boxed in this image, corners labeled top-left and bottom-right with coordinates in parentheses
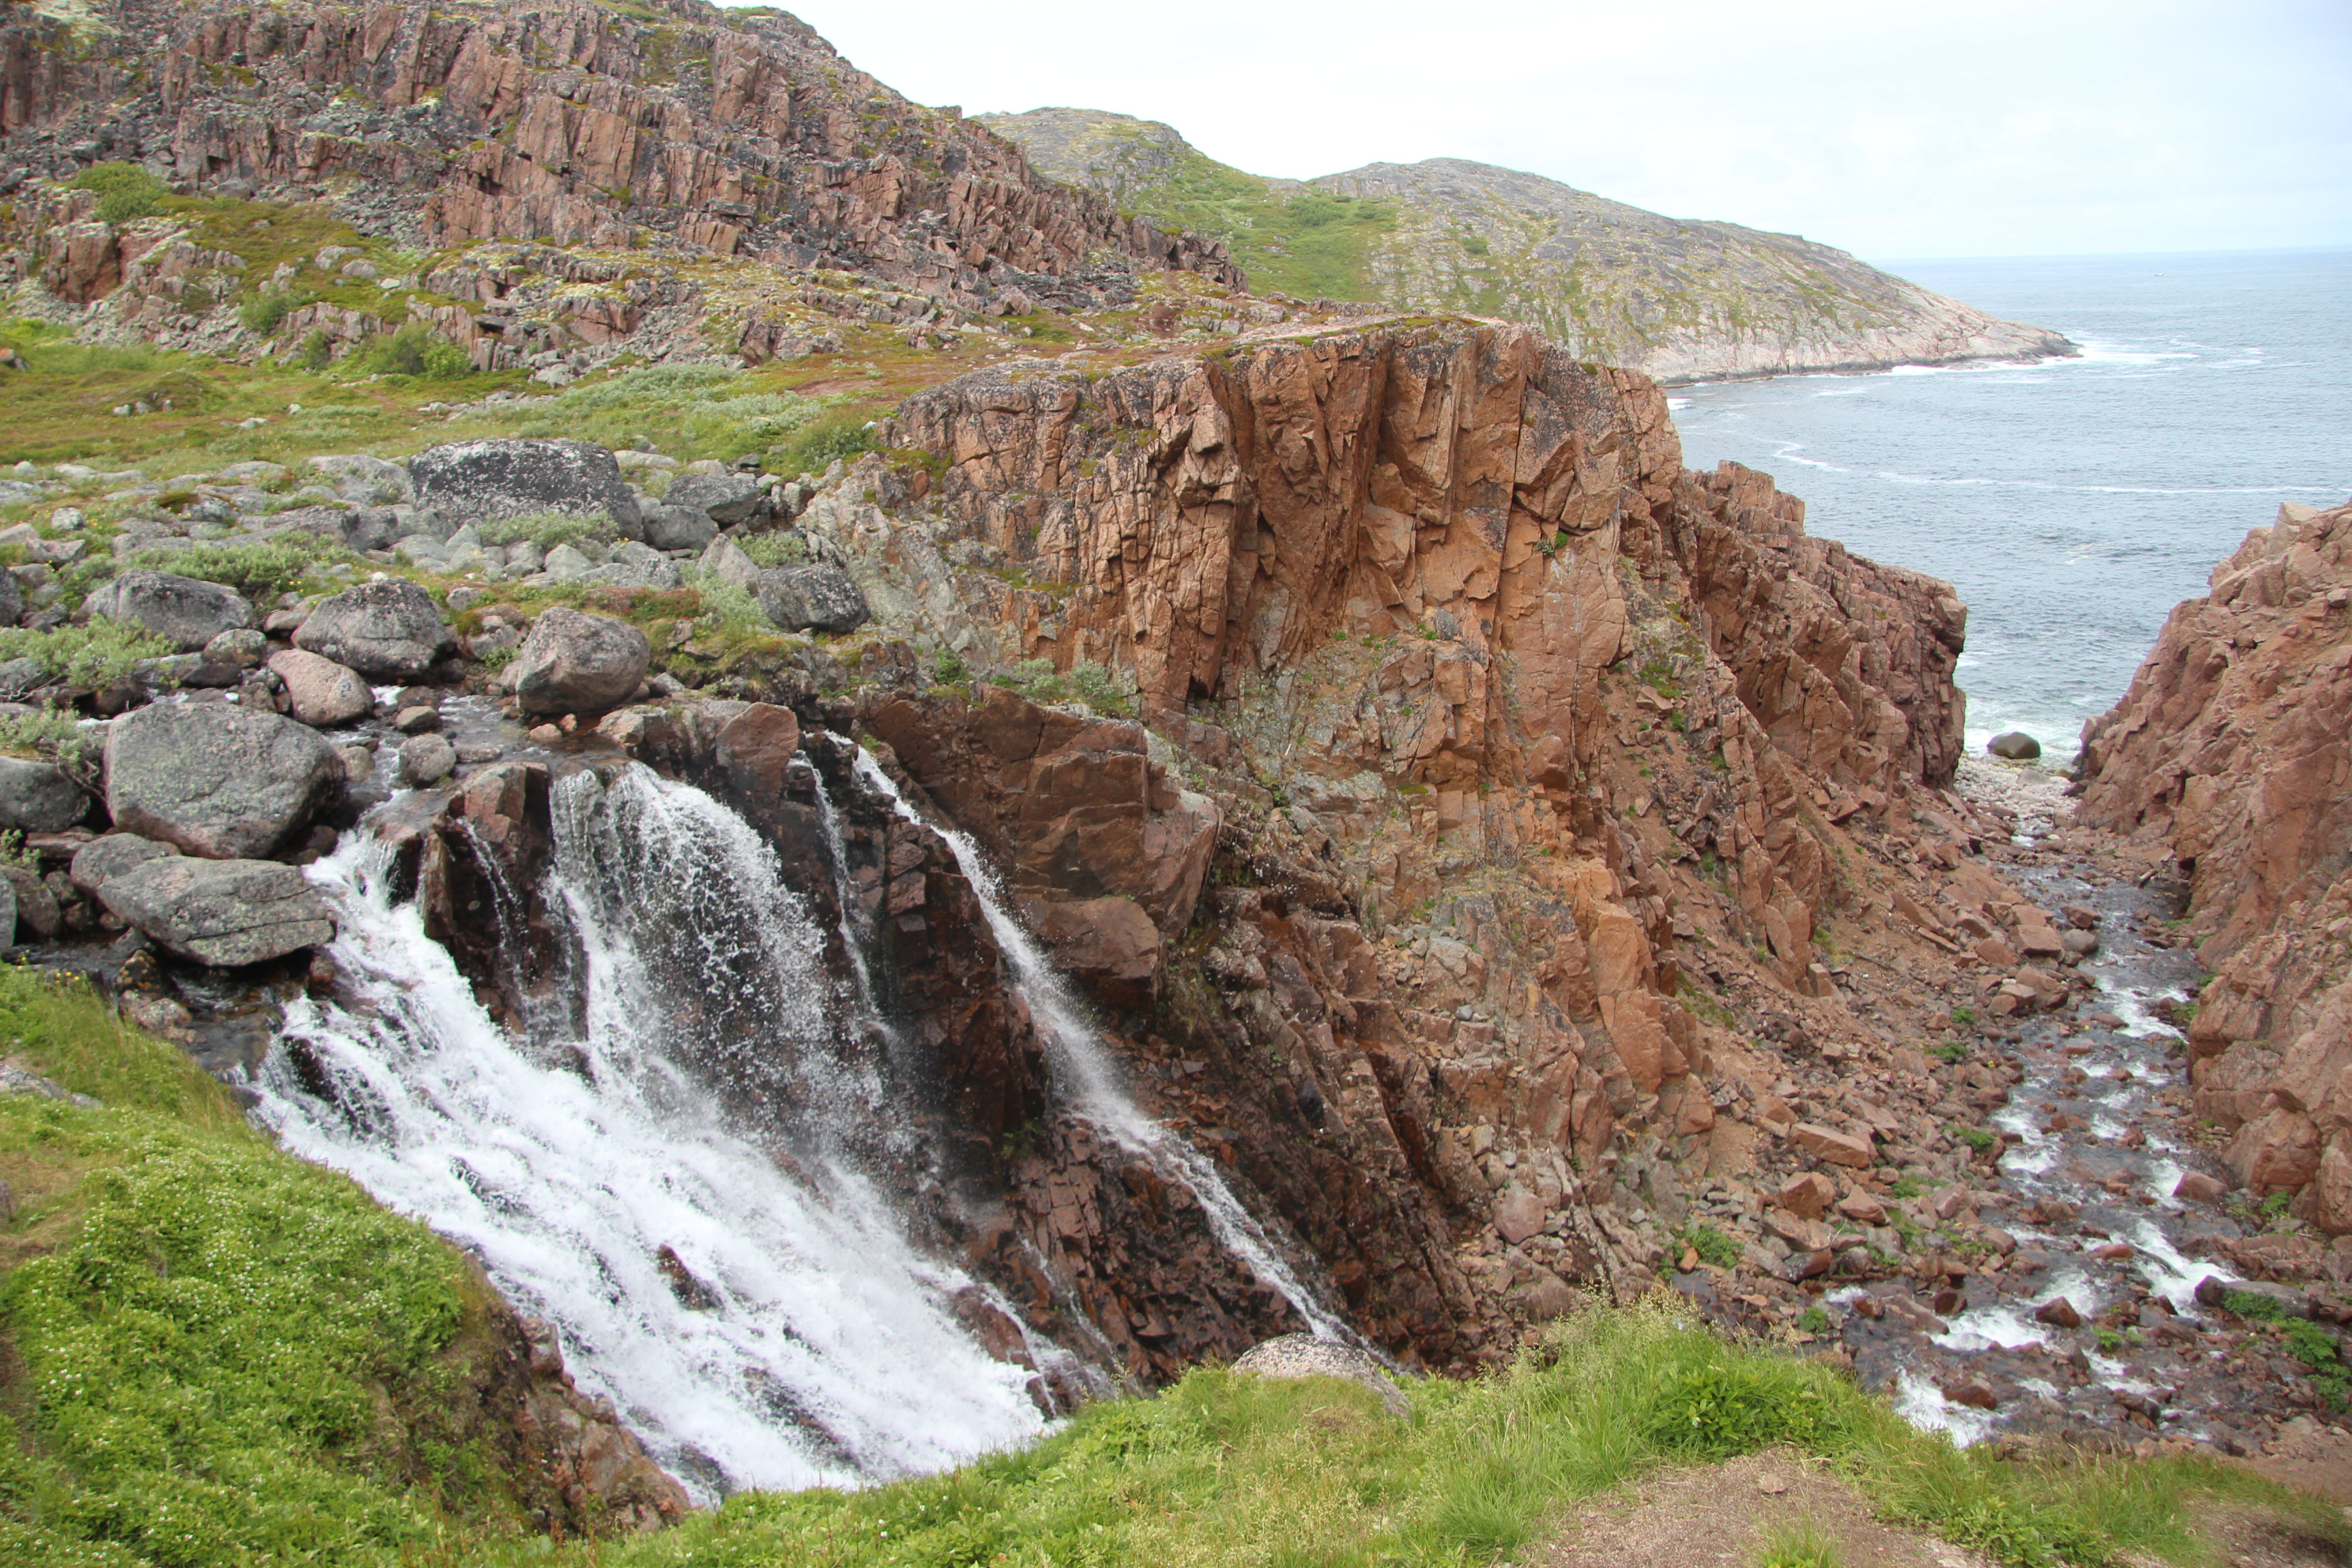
top-left (847, 747), bottom-right (1354, 1343)
top-left (255, 765), bottom-right (1049, 1499)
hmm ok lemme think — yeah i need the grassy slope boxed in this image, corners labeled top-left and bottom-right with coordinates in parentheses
top-left (1125, 152), bottom-right (1396, 303)
top-left (0, 967), bottom-right (568, 1567)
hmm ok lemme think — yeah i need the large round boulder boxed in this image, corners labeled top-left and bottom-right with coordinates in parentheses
top-left (756, 562), bottom-right (870, 634)
top-left (96, 856), bottom-right (334, 966)
top-left (1988, 731), bottom-right (2042, 760)
top-left (293, 579), bottom-right (451, 682)
top-left (0, 755), bottom-right (86, 831)
top-left (84, 570), bottom-right (250, 651)
top-left (511, 608), bottom-right (649, 716)
top-left (267, 649), bottom-right (373, 727)
top-left (408, 438), bottom-right (641, 536)
top-left (104, 701), bottom-right (343, 860)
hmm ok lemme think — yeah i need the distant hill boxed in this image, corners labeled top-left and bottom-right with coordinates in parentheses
top-left (977, 107), bottom-right (2075, 384)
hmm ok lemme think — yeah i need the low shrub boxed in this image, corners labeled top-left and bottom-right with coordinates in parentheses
top-left (353, 323), bottom-right (471, 380)
top-left (0, 620), bottom-right (174, 691)
top-left (69, 161), bottom-right (166, 225)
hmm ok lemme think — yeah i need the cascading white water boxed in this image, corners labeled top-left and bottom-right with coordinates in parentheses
top-left (847, 747), bottom-right (1355, 1343)
top-left (254, 764), bottom-right (1049, 1499)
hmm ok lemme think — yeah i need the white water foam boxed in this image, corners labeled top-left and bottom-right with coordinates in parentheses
top-left (255, 767), bottom-right (1049, 1499)
top-left (848, 746), bottom-right (1355, 1343)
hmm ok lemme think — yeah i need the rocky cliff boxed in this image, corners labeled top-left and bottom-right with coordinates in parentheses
top-left (2078, 500), bottom-right (2352, 1229)
top-left (0, 0), bottom-right (1235, 331)
top-left (979, 108), bottom-right (2074, 383)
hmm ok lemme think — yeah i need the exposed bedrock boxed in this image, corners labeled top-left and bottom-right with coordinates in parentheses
top-left (2078, 500), bottom-right (2352, 1227)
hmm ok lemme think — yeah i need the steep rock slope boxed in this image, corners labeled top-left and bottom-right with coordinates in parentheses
top-left (979, 107), bottom-right (2073, 383)
top-left (0, 0), bottom-right (1237, 316)
top-left (2078, 500), bottom-right (2352, 1227)
top-left (738, 318), bottom-right (2058, 1366)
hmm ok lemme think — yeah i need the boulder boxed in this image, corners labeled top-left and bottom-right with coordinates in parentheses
top-left (2172, 1170), bottom-right (2229, 1206)
top-left (104, 702), bottom-right (342, 860)
top-left (69, 832), bottom-right (178, 896)
top-left (511, 608), bottom-right (649, 716)
top-left (1021, 896), bottom-right (1161, 1009)
top-left (0, 755), bottom-right (84, 832)
top-left (408, 439), bottom-right (641, 536)
top-left (293, 580), bottom-right (451, 681)
top-left (84, 570), bottom-right (251, 651)
top-left (1776, 1171), bottom-right (1836, 1220)
top-left (203, 628), bottom-right (268, 669)
top-left (589, 540), bottom-right (683, 590)
top-left (267, 649), bottom-right (372, 728)
top-left (757, 563), bottom-right (870, 634)
top-left (714, 703), bottom-right (801, 800)
top-left (664, 472), bottom-right (767, 527)
top-left (1, 866), bottom-right (58, 939)
top-left (399, 733), bottom-right (457, 785)
top-left (1987, 731), bottom-right (2042, 760)
top-left (2031, 1295), bottom-right (2082, 1329)
top-left (0, 875), bottom-right (14, 946)
top-left (1230, 1333), bottom-right (1409, 1418)
top-left (641, 504), bottom-right (717, 551)
top-left (699, 534), bottom-right (764, 591)
top-left (97, 856), bottom-right (334, 966)
top-left (1491, 1183), bottom-right (1548, 1245)
top-left (1793, 1122), bottom-right (1876, 1169)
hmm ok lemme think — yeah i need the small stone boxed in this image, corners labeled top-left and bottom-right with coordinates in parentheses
top-left (394, 705), bottom-right (441, 734)
top-left (398, 734), bottom-right (457, 785)
top-left (527, 723), bottom-right (564, 745)
top-left (1943, 1381), bottom-right (2001, 1410)
top-left (1492, 1184), bottom-right (1546, 1245)
top-left (1776, 1171), bottom-right (1836, 1220)
top-left (2032, 1296), bottom-right (2082, 1329)
top-left (203, 627), bottom-right (269, 669)
top-left (2174, 1171), bottom-right (2228, 1205)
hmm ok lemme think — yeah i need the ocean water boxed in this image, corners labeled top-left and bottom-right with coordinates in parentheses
top-left (1668, 248), bottom-right (2352, 765)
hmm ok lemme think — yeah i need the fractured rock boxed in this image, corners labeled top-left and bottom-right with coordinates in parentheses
top-left (1021, 894), bottom-right (1161, 1009)
top-left (70, 832), bottom-right (179, 896)
top-left (97, 856), bottom-right (334, 966)
top-left (1793, 1122), bottom-right (1876, 1169)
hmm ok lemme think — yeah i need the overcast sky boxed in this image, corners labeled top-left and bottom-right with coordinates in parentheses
top-left (756, 0), bottom-right (2351, 261)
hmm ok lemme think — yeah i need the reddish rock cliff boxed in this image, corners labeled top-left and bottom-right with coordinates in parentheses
top-left (2079, 500), bottom-right (2352, 1225)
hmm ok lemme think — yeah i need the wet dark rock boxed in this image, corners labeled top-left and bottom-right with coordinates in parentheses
top-left (84, 570), bottom-right (251, 651)
top-left (1988, 731), bottom-right (2042, 760)
top-left (1021, 894), bottom-right (1160, 1009)
top-left (293, 579), bottom-right (452, 681)
top-left (96, 856), bottom-right (335, 966)
top-left (2033, 1296), bottom-right (2082, 1328)
top-left (0, 755), bottom-right (85, 832)
top-left (104, 702), bottom-right (342, 860)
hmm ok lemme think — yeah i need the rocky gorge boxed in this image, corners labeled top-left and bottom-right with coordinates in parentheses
top-left (0, 0), bottom-right (2341, 1559)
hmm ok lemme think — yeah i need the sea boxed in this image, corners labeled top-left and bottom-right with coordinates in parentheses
top-left (1668, 247), bottom-right (2352, 767)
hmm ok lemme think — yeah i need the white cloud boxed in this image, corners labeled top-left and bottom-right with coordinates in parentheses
top-left (747, 0), bottom-right (2352, 258)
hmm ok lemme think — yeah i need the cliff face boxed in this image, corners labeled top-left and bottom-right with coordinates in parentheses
top-left (979, 109), bottom-right (2074, 384)
top-left (725, 318), bottom-right (2044, 1364)
top-left (0, 0), bottom-right (1237, 311)
top-left (2078, 500), bottom-right (2352, 1226)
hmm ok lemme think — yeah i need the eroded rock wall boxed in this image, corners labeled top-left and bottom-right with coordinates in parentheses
top-left (0, 0), bottom-right (1237, 312)
top-left (2079, 501), bottom-right (2352, 1225)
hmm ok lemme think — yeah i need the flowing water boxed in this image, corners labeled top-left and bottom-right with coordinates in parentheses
top-left (256, 766), bottom-right (1051, 1499)
top-left (252, 754), bottom-right (1351, 1494)
top-left (846, 746), bottom-right (1356, 1343)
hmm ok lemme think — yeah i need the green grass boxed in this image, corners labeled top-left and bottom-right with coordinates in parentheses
top-left (1756, 1517), bottom-right (1842, 1568)
top-left (1111, 151), bottom-right (1399, 300)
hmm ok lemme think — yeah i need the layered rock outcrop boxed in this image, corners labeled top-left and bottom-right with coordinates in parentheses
top-left (0, 0), bottom-right (1237, 316)
top-left (2078, 500), bottom-right (2352, 1224)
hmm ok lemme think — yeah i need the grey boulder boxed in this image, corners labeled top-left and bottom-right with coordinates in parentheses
top-left (267, 649), bottom-right (373, 727)
top-left (69, 832), bottom-right (180, 897)
top-left (641, 503), bottom-right (717, 551)
top-left (664, 472), bottom-right (768, 527)
top-left (293, 579), bottom-right (451, 681)
top-left (699, 534), bottom-right (764, 591)
top-left (408, 439), bottom-right (641, 536)
top-left (512, 608), bottom-right (649, 716)
top-left (97, 856), bottom-right (334, 966)
top-left (0, 755), bottom-right (85, 832)
top-left (105, 701), bottom-right (343, 859)
top-left (757, 563), bottom-right (870, 634)
top-left (0, 569), bottom-right (20, 627)
top-left (84, 570), bottom-right (252, 651)
top-left (1987, 731), bottom-right (2042, 760)
top-left (398, 732), bottom-right (457, 785)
